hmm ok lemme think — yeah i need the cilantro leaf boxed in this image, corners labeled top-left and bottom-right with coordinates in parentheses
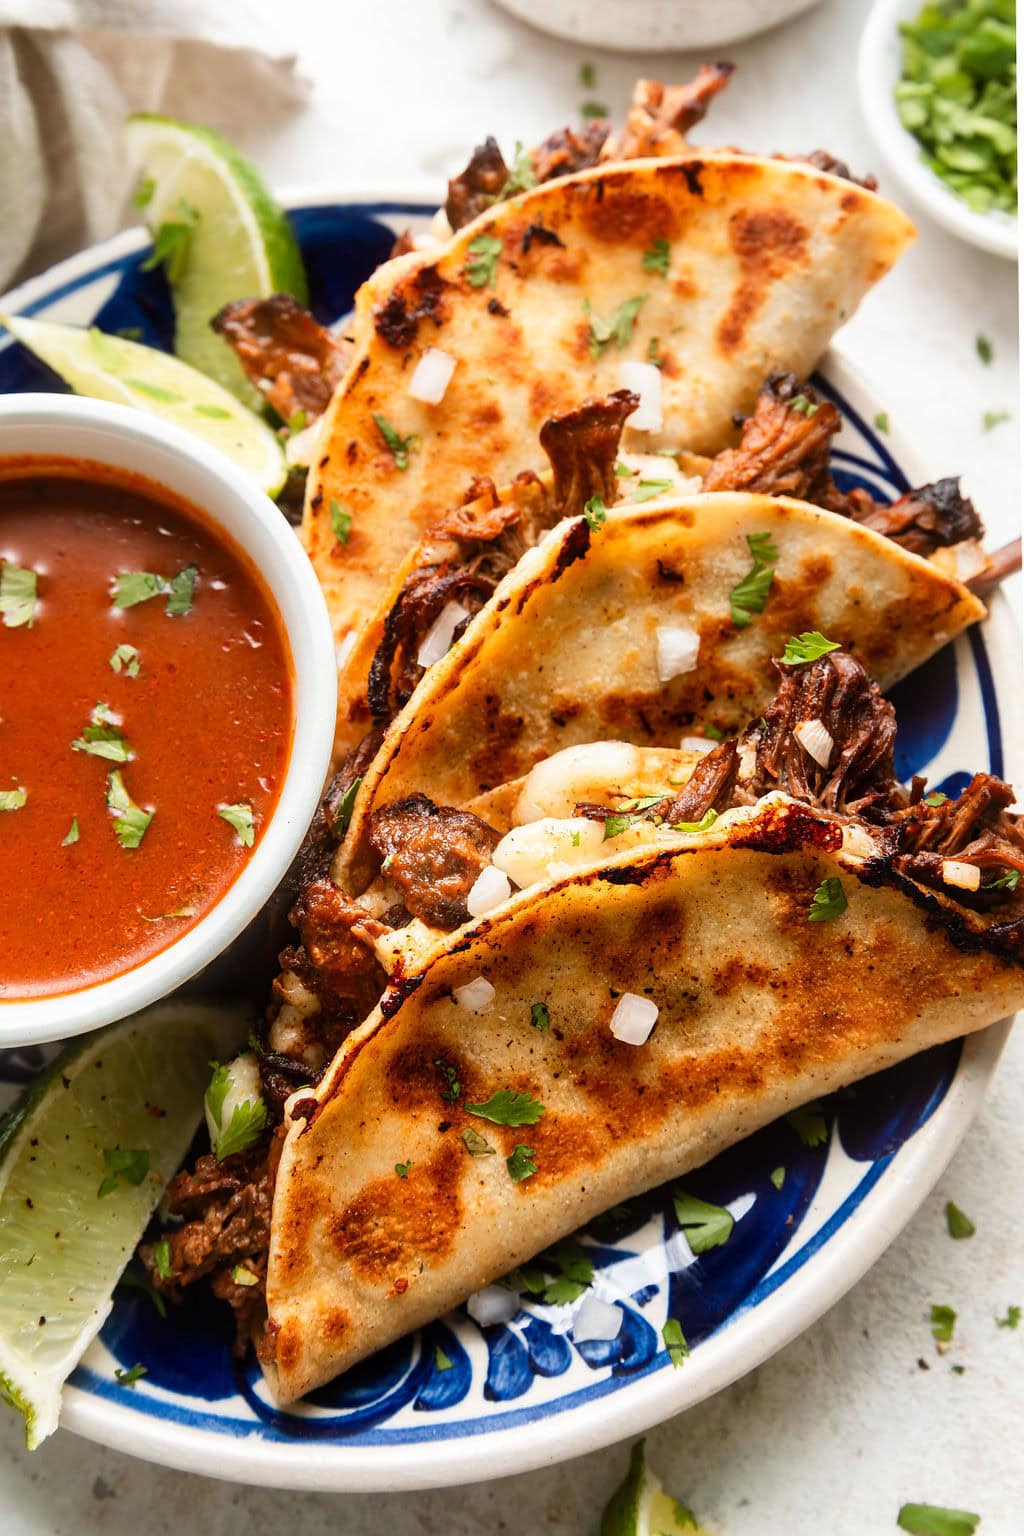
top-left (808, 876), bottom-right (847, 922)
top-left (983, 410), bottom-right (1009, 432)
top-left (673, 1190), bottom-right (735, 1253)
top-left (770, 1165), bottom-right (786, 1190)
top-left (0, 787), bottom-right (26, 812)
top-left (581, 100), bottom-right (610, 120)
top-left (642, 238), bottom-right (671, 276)
top-left (579, 62), bottom-right (596, 88)
top-left (153, 1239), bottom-right (171, 1280)
top-left (788, 393), bottom-right (819, 417)
top-left (945, 1201), bottom-right (975, 1240)
top-left (114, 1363), bottom-right (148, 1388)
top-left (499, 141), bottom-right (537, 198)
top-left (330, 498), bottom-right (353, 545)
top-left (603, 813), bottom-right (632, 840)
top-left (543, 1273), bottom-right (588, 1305)
top-left (703, 724), bottom-right (725, 741)
top-left (647, 336), bottom-right (665, 368)
top-left (530, 1001), bottom-right (551, 1031)
top-left (0, 562), bottom-right (38, 628)
top-left (729, 533), bottom-right (778, 627)
top-left (786, 1102), bottom-right (829, 1148)
top-left (332, 776), bottom-right (361, 838)
top-left (373, 412), bottom-right (416, 470)
top-left (461, 1126), bottom-right (496, 1157)
top-left (501, 1263), bottom-right (547, 1296)
top-left (897, 1505), bottom-right (979, 1536)
top-left (218, 802), bottom-right (255, 848)
top-left (205, 1062), bottom-right (231, 1129)
top-left (586, 294), bottom-right (647, 358)
top-left (782, 630), bottom-right (841, 666)
top-left (98, 1147), bottom-right (150, 1199)
top-left (165, 564), bottom-right (197, 617)
top-left (465, 1089), bottom-right (545, 1127)
top-left (507, 1144), bottom-right (538, 1182)
top-left (395, 1161), bottom-right (412, 1178)
top-left (662, 1317), bottom-right (689, 1367)
top-left (111, 571), bottom-right (168, 608)
top-left (746, 531), bottom-right (779, 564)
top-left (61, 815), bottom-right (80, 845)
top-left (109, 643), bottom-right (141, 677)
top-left (106, 770), bottom-right (153, 849)
top-left (72, 703), bottom-right (133, 762)
top-left (671, 808), bottom-right (718, 834)
top-left (996, 1304), bottom-right (1020, 1329)
top-left (633, 477), bottom-right (674, 502)
top-left (976, 334), bottom-right (993, 364)
top-left (216, 1097), bottom-right (268, 1161)
top-left (465, 234), bottom-right (503, 289)
top-left (435, 1059), bottom-right (461, 1104)
top-left (434, 1344), bottom-right (454, 1371)
top-left (874, 411), bottom-right (890, 433)
top-left (140, 200), bottom-right (199, 284)
top-left (930, 1303), bottom-right (957, 1345)
top-left (583, 495), bottom-right (607, 529)
top-left (982, 868), bottom-right (1021, 891)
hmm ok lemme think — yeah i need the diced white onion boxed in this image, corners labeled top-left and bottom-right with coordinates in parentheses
top-left (408, 347), bottom-right (457, 405)
top-left (573, 1295), bottom-right (623, 1343)
top-left (656, 624), bottom-right (700, 683)
top-left (515, 741), bottom-right (639, 825)
top-left (681, 735), bottom-right (716, 755)
top-left (285, 419), bottom-right (321, 467)
top-left (609, 993), bottom-right (659, 1046)
top-left (493, 817), bottom-right (607, 890)
top-left (738, 742), bottom-right (758, 778)
top-left (454, 976), bottom-right (496, 1012)
top-left (794, 718), bottom-right (834, 768)
top-left (417, 600), bottom-right (470, 668)
top-left (467, 1285), bottom-right (519, 1326)
top-left (619, 361), bottom-right (663, 433)
top-left (941, 859), bottom-right (981, 891)
top-left (466, 865), bottom-right (512, 917)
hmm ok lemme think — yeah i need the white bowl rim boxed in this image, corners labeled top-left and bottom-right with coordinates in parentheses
top-left (0, 392), bottom-right (337, 1046)
top-left (858, 0), bottom-right (1017, 261)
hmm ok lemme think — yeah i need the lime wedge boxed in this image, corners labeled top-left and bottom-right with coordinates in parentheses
top-left (0, 999), bottom-right (245, 1448)
top-left (0, 315), bottom-right (286, 496)
top-left (125, 114), bottom-right (309, 407)
top-left (601, 1440), bottom-right (708, 1536)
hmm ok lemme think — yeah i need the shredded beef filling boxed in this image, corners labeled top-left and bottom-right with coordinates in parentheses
top-left (367, 794), bottom-right (501, 928)
top-left (539, 390), bottom-right (638, 519)
top-left (531, 120), bottom-right (611, 184)
top-left (211, 295), bottom-right (349, 423)
top-left (660, 740), bottom-right (739, 824)
top-left (445, 136), bottom-right (510, 231)
top-left (601, 65), bottom-right (735, 161)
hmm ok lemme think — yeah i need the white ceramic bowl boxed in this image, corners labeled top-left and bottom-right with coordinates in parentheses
top-left (859, 0), bottom-right (1017, 261)
top-left (493, 0), bottom-right (820, 50)
top-left (0, 393), bottom-right (337, 1047)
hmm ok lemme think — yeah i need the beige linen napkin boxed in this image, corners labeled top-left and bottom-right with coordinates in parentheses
top-left (0, 0), bottom-right (307, 291)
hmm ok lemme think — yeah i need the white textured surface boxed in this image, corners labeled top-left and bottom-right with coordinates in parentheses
top-left (2, 0), bottom-right (1020, 1526)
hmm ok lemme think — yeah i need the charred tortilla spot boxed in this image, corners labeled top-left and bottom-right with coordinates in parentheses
top-left (329, 1141), bottom-right (462, 1280)
top-left (682, 161), bottom-right (704, 197)
top-left (716, 210), bottom-right (810, 353)
top-left (732, 803), bottom-right (844, 855)
top-left (581, 188), bottom-right (678, 245)
top-left (487, 296), bottom-right (510, 317)
top-left (552, 518), bottom-right (592, 579)
top-left (374, 267), bottom-right (449, 349)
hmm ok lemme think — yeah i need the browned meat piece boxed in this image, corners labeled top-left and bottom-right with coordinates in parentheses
top-left (539, 390), bottom-right (639, 519)
top-left (968, 537), bottom-right (1022, 599)
top-left (737, 652), bottom-right (901, 818)
top-left (601, 65), bottom-right (735, 161)
top-left (290, 878), bottom-right (389, 1023)
top-left (367, 564), bottom-right (498, 723)
top-left (257, 1049), bottom-right (323, 1117)
top-left (797, 150), bottom-right (878, 190)
top-left (211, 295), bottom-right (349, 424)
top-left (846, 478), bottom-right (984, 557)
top-left (701, 373), bottom-right (845, 506)
top-left (390, 228), bottom-right (416, 259)
top-left (367, 794), bottom-right (501, 928)
top-left (445, 137), bottom-right (509, 231)
top-left (531, 120), bottom-right (611, 183)
top-left (661, 741), bottom-right (739, 824)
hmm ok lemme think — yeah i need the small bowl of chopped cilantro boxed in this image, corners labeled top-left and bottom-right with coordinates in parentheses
top-left (859, 0), bottom-right (1017, 259)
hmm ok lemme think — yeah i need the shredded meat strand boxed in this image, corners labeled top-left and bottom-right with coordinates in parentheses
top-left (531, 120), bottom-right (611, 183)
top-left (367, 794), bottom-right (500, 929)
top-left (661, 741), bottom-right (739, 823)
top-left (539, 391), bottom-right (638, 519)
top-left (445, 137), bottom-right (509, 231)
top-left (601, 65), bottom-right (735, 161)
top-left (846, 478), bottom-right (984, 555)
top-left (797, 149), bottom-right (878, 190)
top-left (211, 296), bottom-right (349, 423)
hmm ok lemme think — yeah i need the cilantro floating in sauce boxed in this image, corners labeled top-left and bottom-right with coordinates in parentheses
top-left (584, 494), bottom-right (607, 530)
top-left (114, 1363), bottom-right (148, 1388)
top-left (72, 703), bottom-right (133, 763)
top-left (0, 562), bottom-right (38, 628)
top-left (97, 1147), bottom-right (150, 1199)
top-left (642, 238), bottom-right (671, 276)
top-left (465, 1088), bottom-right (545, 1127)
top-left (111, 565), bottom-right (197, 615)
top-left (333, 776), bottom-right (361, 838)
top-left (461, 1126), bottom-right (495, 1157)
top-left (786, 1102), bottom-right (829, 1148)
top-left (662, 1317), bottom-right (689, 1367)
top-left (782, 630), bottom-right (840, 666)
top-left (373, 412), bottom-right (416, 470)
top-left (930, 1302), bottom-right (957, 1345)
top-left (330, 498), bottom-right (353, 545)
top-left (165, 564), bottom-right (197, 616)
top-left (140, 200), bottom-right (199, 284)
top-left (673, 1190), bottom-right (735, 1253)
top-left (506, 1144), bottom-right (538, 1182)
top-left (218, 802), bottom-right (255, 848)
top-left (729, 531), bottom-right (778, 627)
top-left (465, 234), bottom-right (503, 289)
top-left (945, 1200), bottom-right (975, 1239)
top-left (109, 643), bottom-right (141, 677)
top-left (62, 817), bottom-right (79, 846)
top-left (808, 876), bottom-right (847, 922)
top-left (106, 770), bottom-right (153, 849)
top-left (530, 1001), bottom-right (550, 1031)
top-left (586, 294), bottom-right (648, 358)
top-left (897, 1504), bottom-right (980, 1536)
top-left (0, 787), bottom-right (27, 812)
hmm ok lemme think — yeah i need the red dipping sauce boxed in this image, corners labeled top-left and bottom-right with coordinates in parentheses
top-left (0, 459), bottom-right (294, 999)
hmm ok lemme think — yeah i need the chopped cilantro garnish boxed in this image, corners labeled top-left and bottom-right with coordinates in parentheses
top-left (98, 1147), bottom-right (150, 1199)
top-left (62, 816), bottom-right (79, 846)
top-left (983, 410), bottom-right (1009, 431)
top-left (579, 62), bottom-right (596, 88)
top-left (111, 566), bottom-right (196, 614)
top-left (165, 564), bottom-right (197, 617)
top-left (808, 876), bottom-right (847, 922)
top-left (729, 532), bottom-right (777, 627)
top-left (930, 1302), bottom-right (957, 1345)
top-left (996, 1304), bottom-right (1020, 1329)
top-left (435, 1059), bottom-right (461, 1104)
top-left (0, 787), bottom-right (26, 812)
top-left (925, 791), bottom-right (949, 807)
top-left (581, 100), bottom-right (610, 119)
top-left (770, 1166), bottom-right (786, 1191)
top-left (540, 1240), bottom-right (593, 1304)
top-left (673, 1190), bottom-right (735, 1253)
top-left (507, 1144), bottom-right (538, 1182)
top-left (982, 868), bottom-right (1020, 891)
top-left (945, 1200), bottom-right (975, 1240)
top-left (662, 1317), bottom-right (689, 1367)
top-left (216, 1096), bottom-right (267, 1161)
top-left (586, 294), bottom-right (648, 358)
top-left (0, 562), bottom-right (38, 628)
top-left (114, 1363), bottom-right (148, 1388)
top-left (106, 770), bottom-right (153, 849)
top-left (530, 1001), bottom-right (550, 1031)
top-left (671, 808), bottom-right (718, 834)
top-left (109, 643), bottom-right (141, 677)
top-left (642, 238), bottom-right (671, 276)
top-left (465, 234), bottom-right (503, 289)
top-left (464, 1089), bottom-right (545, 1127)
top-left (976, 334), bottom-right (993, 364)
top-left (330, 497), bottom-right (353, 545)
top-left (373, 412), bottom-right (416, 470)
top-left (333, 776), bottom-right (362, 838)
top-left (116, 1271), bottom-right (166, 1317)
top-left (746, 531), bottom-right (779, 564)
top-left (153, 1239), bottom-right (171, 1280)
top-left (140, 200), bottom-right (199, 284)
top-left (461, 1126), bottom-right (496, 1157)
top-left (633, 477), bottom-right (673, 502)
top-left (874, 411), bottom-right (890, 433)
top-left (395, 1161), bottom-right (412, 1178)
top-left (434, 1344), bottom-right (454, 1371)
top-left (782, 630), bottom-right (841, 666)
top-left (499, 141), bottom-right (537, 198)
top-left (603, 813), bottom-right (632, 840)
top-left (897, 1504), bottom-right (979, 1536)
top-left (218, 802), bottom-right (255, 848)
top-left (703, 724), bottom-right (725, 741)
top-left (788, 393), bottom-right (819, 417)
top-left (584, 494), bottom-right (607, 530)
top-left (72, 703), bottom-right (132, 762)
top-left (786, 1102), bottom-right (829, 1148)
top-left (571, 830), bottom-right (582, 847)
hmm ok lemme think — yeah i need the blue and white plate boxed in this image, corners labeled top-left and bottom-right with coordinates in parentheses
top-left (0, 192), bottom-right (1018, 1491)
